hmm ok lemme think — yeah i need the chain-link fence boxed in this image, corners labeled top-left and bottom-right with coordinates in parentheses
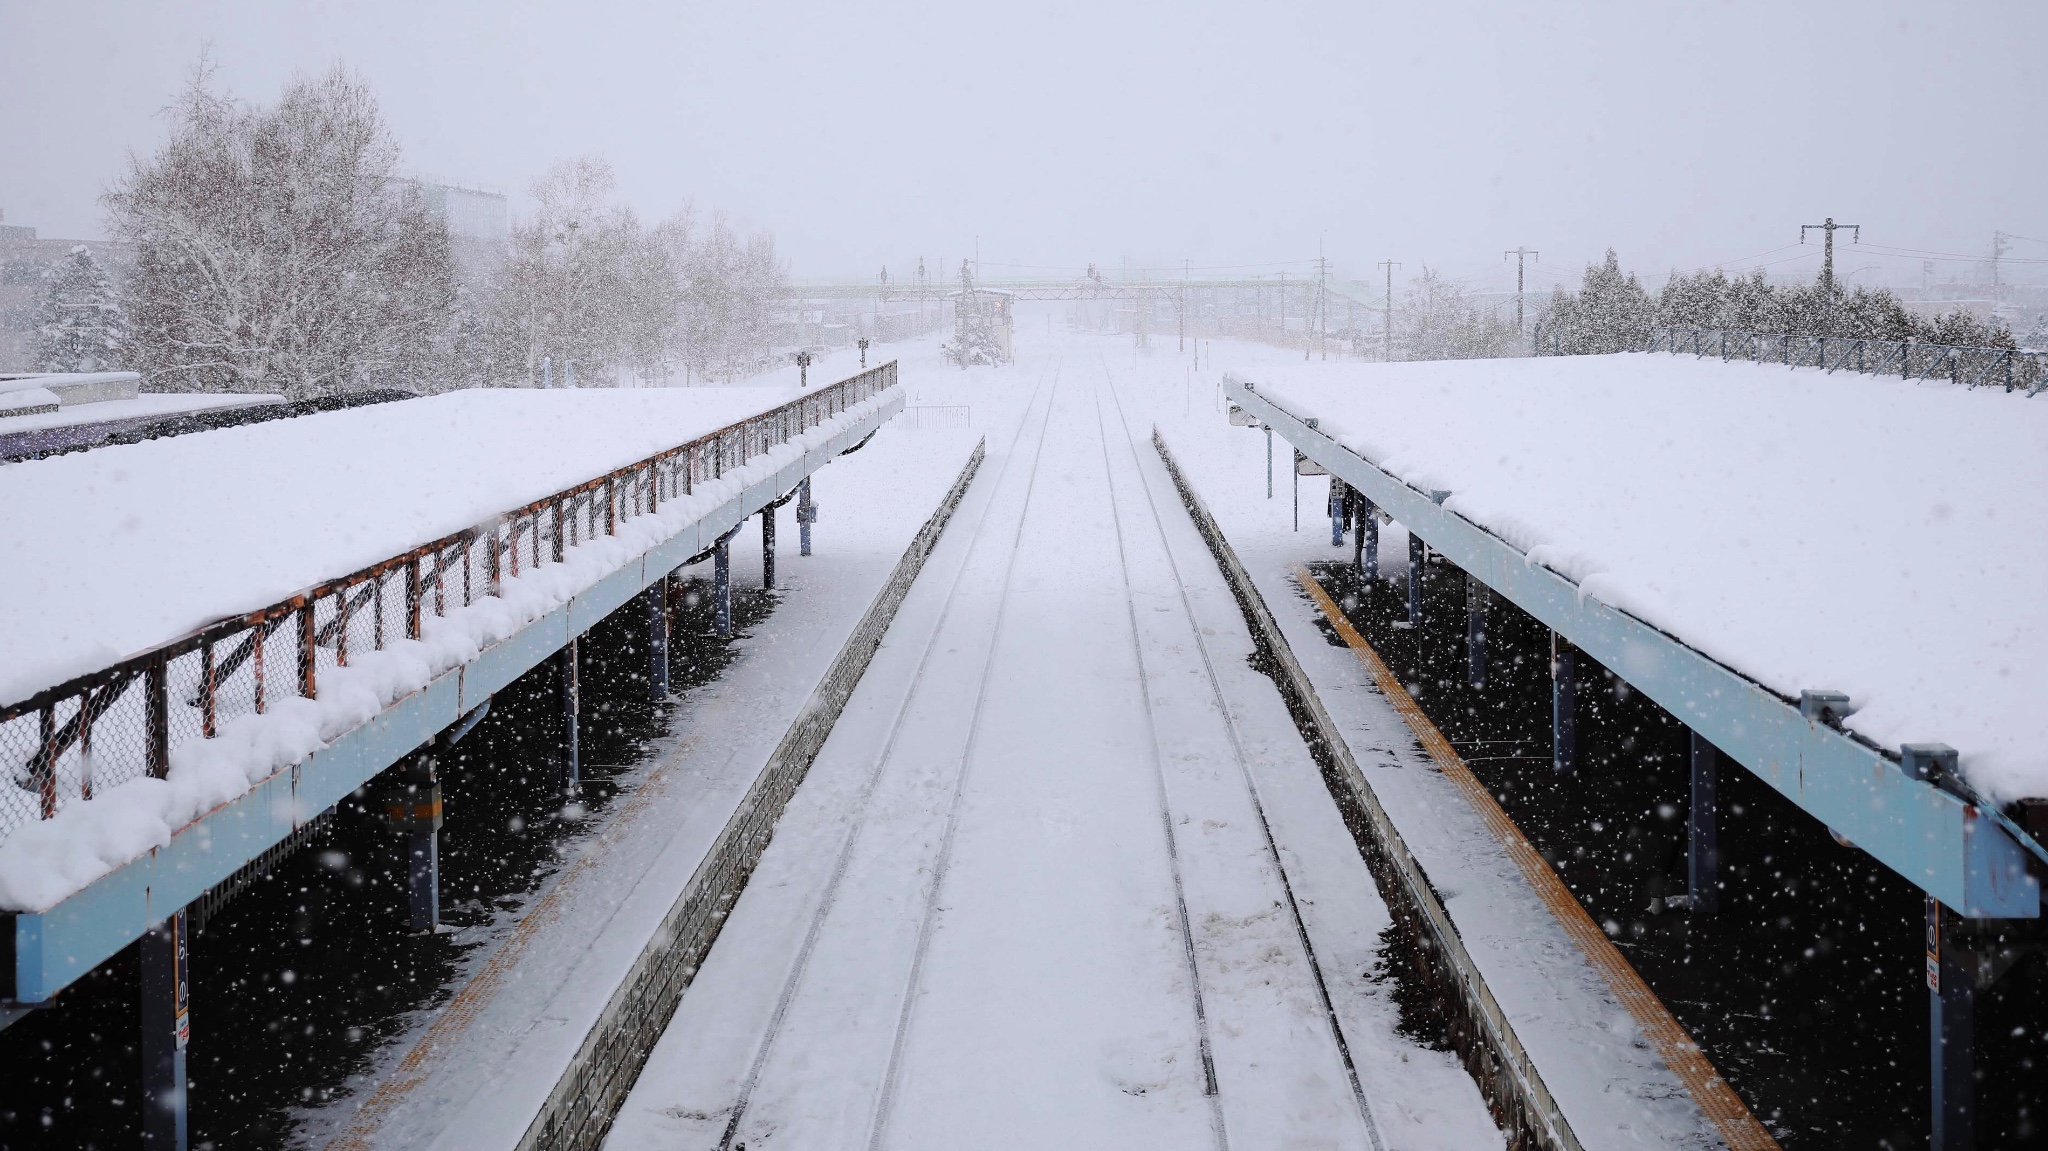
top-left (1534, 324), bottom-right (2047, 397)
top-left (0, 361), bottom-right (898, 852)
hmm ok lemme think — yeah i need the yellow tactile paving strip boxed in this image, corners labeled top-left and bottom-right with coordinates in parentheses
top-left (1297, 565), bottom-right (1780, 1151)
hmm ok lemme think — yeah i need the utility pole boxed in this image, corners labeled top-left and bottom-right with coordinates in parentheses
top-left (1312, 246), bottom-right (1329, 361)
top-left (1992, 230), bottom-right (2010, 316)
top-left (1503, 247), bottom-right (1540, 335)
top-left (1378, 259), bottom-right (1401, 362)
top-left (1800, 217), bottom-right (1861, 301)
top-left (1180, 259), bottom-right (1189, 353)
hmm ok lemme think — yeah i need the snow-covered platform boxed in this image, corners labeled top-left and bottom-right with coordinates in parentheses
top-left (1225, 354), bottom-right (2045, 920)
top-left (602, 367), bottom-right (1502, 1151)
top-left (0, 372), bottom-right (902, 1002)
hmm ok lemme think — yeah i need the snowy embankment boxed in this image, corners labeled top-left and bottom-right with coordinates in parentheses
top-left (0, 386), bottom-right (894, 911)
top-left (1237, 354), bottom-right (2048, 801)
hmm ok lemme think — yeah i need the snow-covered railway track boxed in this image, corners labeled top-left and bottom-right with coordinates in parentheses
top-left (704, 364), bottom-right (1065, 1151)
top-left (606, 362), bottom-right (1503, 1151)
top-left (1093, 367), bottom-right (1386, 1151)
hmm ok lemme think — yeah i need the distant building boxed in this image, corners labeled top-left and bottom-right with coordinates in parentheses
top-left (413, 181), bottom-right (509, 243)
top-left (409, 180), bottom-right (510, 288)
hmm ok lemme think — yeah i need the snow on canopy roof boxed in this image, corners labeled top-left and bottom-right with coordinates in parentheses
top-left (0, 385), bottom-right (800, 707)
top-left (1238, 353), bottom-right (2048, 802)
top-left (0, 372), bottom-right (140, 395)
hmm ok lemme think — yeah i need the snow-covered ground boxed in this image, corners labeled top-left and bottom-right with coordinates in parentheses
top-left (604, 328), bottom-right (1500, 1151)
top-left (1226, 354), bottom-right (2048, 802)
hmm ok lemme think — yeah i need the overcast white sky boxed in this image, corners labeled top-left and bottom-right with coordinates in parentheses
top-left (4, 0), bottom-right (2044, 293)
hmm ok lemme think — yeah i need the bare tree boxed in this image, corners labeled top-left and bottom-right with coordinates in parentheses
top-left (676, 212), bottom-right (788, 381)
top-left (490, 156), bottom-right (681, 386)
top-left (105, 61), bottom-right (456, 398)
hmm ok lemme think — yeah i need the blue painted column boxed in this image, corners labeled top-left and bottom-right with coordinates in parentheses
top-left (140, 909), bottom-right (189, 1151)
top-left (1928, 897), bottom-right (1977, 1151)
top-left (1329, 480), bottom-right (1347, 547)
top-left (1688, 732), bottom-right (1719, 913)
top-left (1407, 532), bottom-right (1425, 626)
top-left (559, 637), bottom-right (580, 795)
top-left (1551, 631), bottom-right (1576, 775)
top-left (762, 503), bottom-right (778, 590)
top-left (646, 577), bottom-right (670, 699)
top-left (797, 476), bottom-right (816, 556)
top-left (714, 535), bottom-right (732, 637)
top-left (390, 756), bottom-right (443, 933)
top-left (1466, 574), bottom-right (1487, 688)
top-left (1360, 498), bottom-right (1378, 580)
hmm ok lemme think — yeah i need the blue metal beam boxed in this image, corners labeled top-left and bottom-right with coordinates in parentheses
top-left (8, 394), bottom-right (902, 1002)
top-left (1226, 376), bottom-right (2038, 920)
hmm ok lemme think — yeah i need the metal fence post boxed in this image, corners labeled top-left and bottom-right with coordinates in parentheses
top-left (147, 656), bottom-right (170, 779)
top-left (199, 641), bottom-right (217, 739)
top-left (299, 599), bottom-right (317, 700)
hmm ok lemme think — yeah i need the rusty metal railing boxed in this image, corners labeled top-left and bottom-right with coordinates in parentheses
top-left (0, 362), bottom-right (899, 860)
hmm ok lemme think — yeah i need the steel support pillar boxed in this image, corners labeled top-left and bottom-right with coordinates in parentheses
top-left (646, 576), bottom-right (670, 699)
top-left (1407, 532), bottom-right (1425, 626)
top-left (1551, 631), bottom-right (1577, 775)
top-left (1266, 426), bottom-right (1273, 499)
top-left (140, 909), bottom-right (189, 1151)
top-left (1329, 480), bottom-right (1347, 547)
top-left (1688, 732), bottom-right (1720, 913)
top-left (1361, 498), bottom-right (1378, 580)
top-left (1928, 897), bottom-right (1977, 1151)
top-left (1466, 573), bottom-right (1487, 688)
top-left (762, 502), bottom-right (778, 590)
top-left (714, 535), bottom-right (732, 637)
top-left (796, 476), bottom-right (816, 556)
top-left (558, 637), bottom-right (580, 795)
top-left (379, 754), bottom-right (444, 933)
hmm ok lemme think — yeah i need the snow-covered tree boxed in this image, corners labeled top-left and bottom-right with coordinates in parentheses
top-left (104, 62), bottom-right (456, 397)
top-left (30, 245), bottom-right (126, 372)
top-left (1538, 249), bottom-right (1655, 354)
top-left (1395, 266), bottom-right (1518, 361)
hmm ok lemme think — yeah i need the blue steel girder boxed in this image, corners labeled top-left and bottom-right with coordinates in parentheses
top-left (8, 392), bottom-right (904, 1003)
top-left (1226, 376), bottom-right (2038, 920)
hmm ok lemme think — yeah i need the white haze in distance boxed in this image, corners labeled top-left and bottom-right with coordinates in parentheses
top-left (3, 0), bottom-right (2043, 291)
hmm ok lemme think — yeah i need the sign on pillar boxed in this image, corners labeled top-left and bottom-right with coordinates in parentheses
top-left (141, 909), bottom-right (189, 1151)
